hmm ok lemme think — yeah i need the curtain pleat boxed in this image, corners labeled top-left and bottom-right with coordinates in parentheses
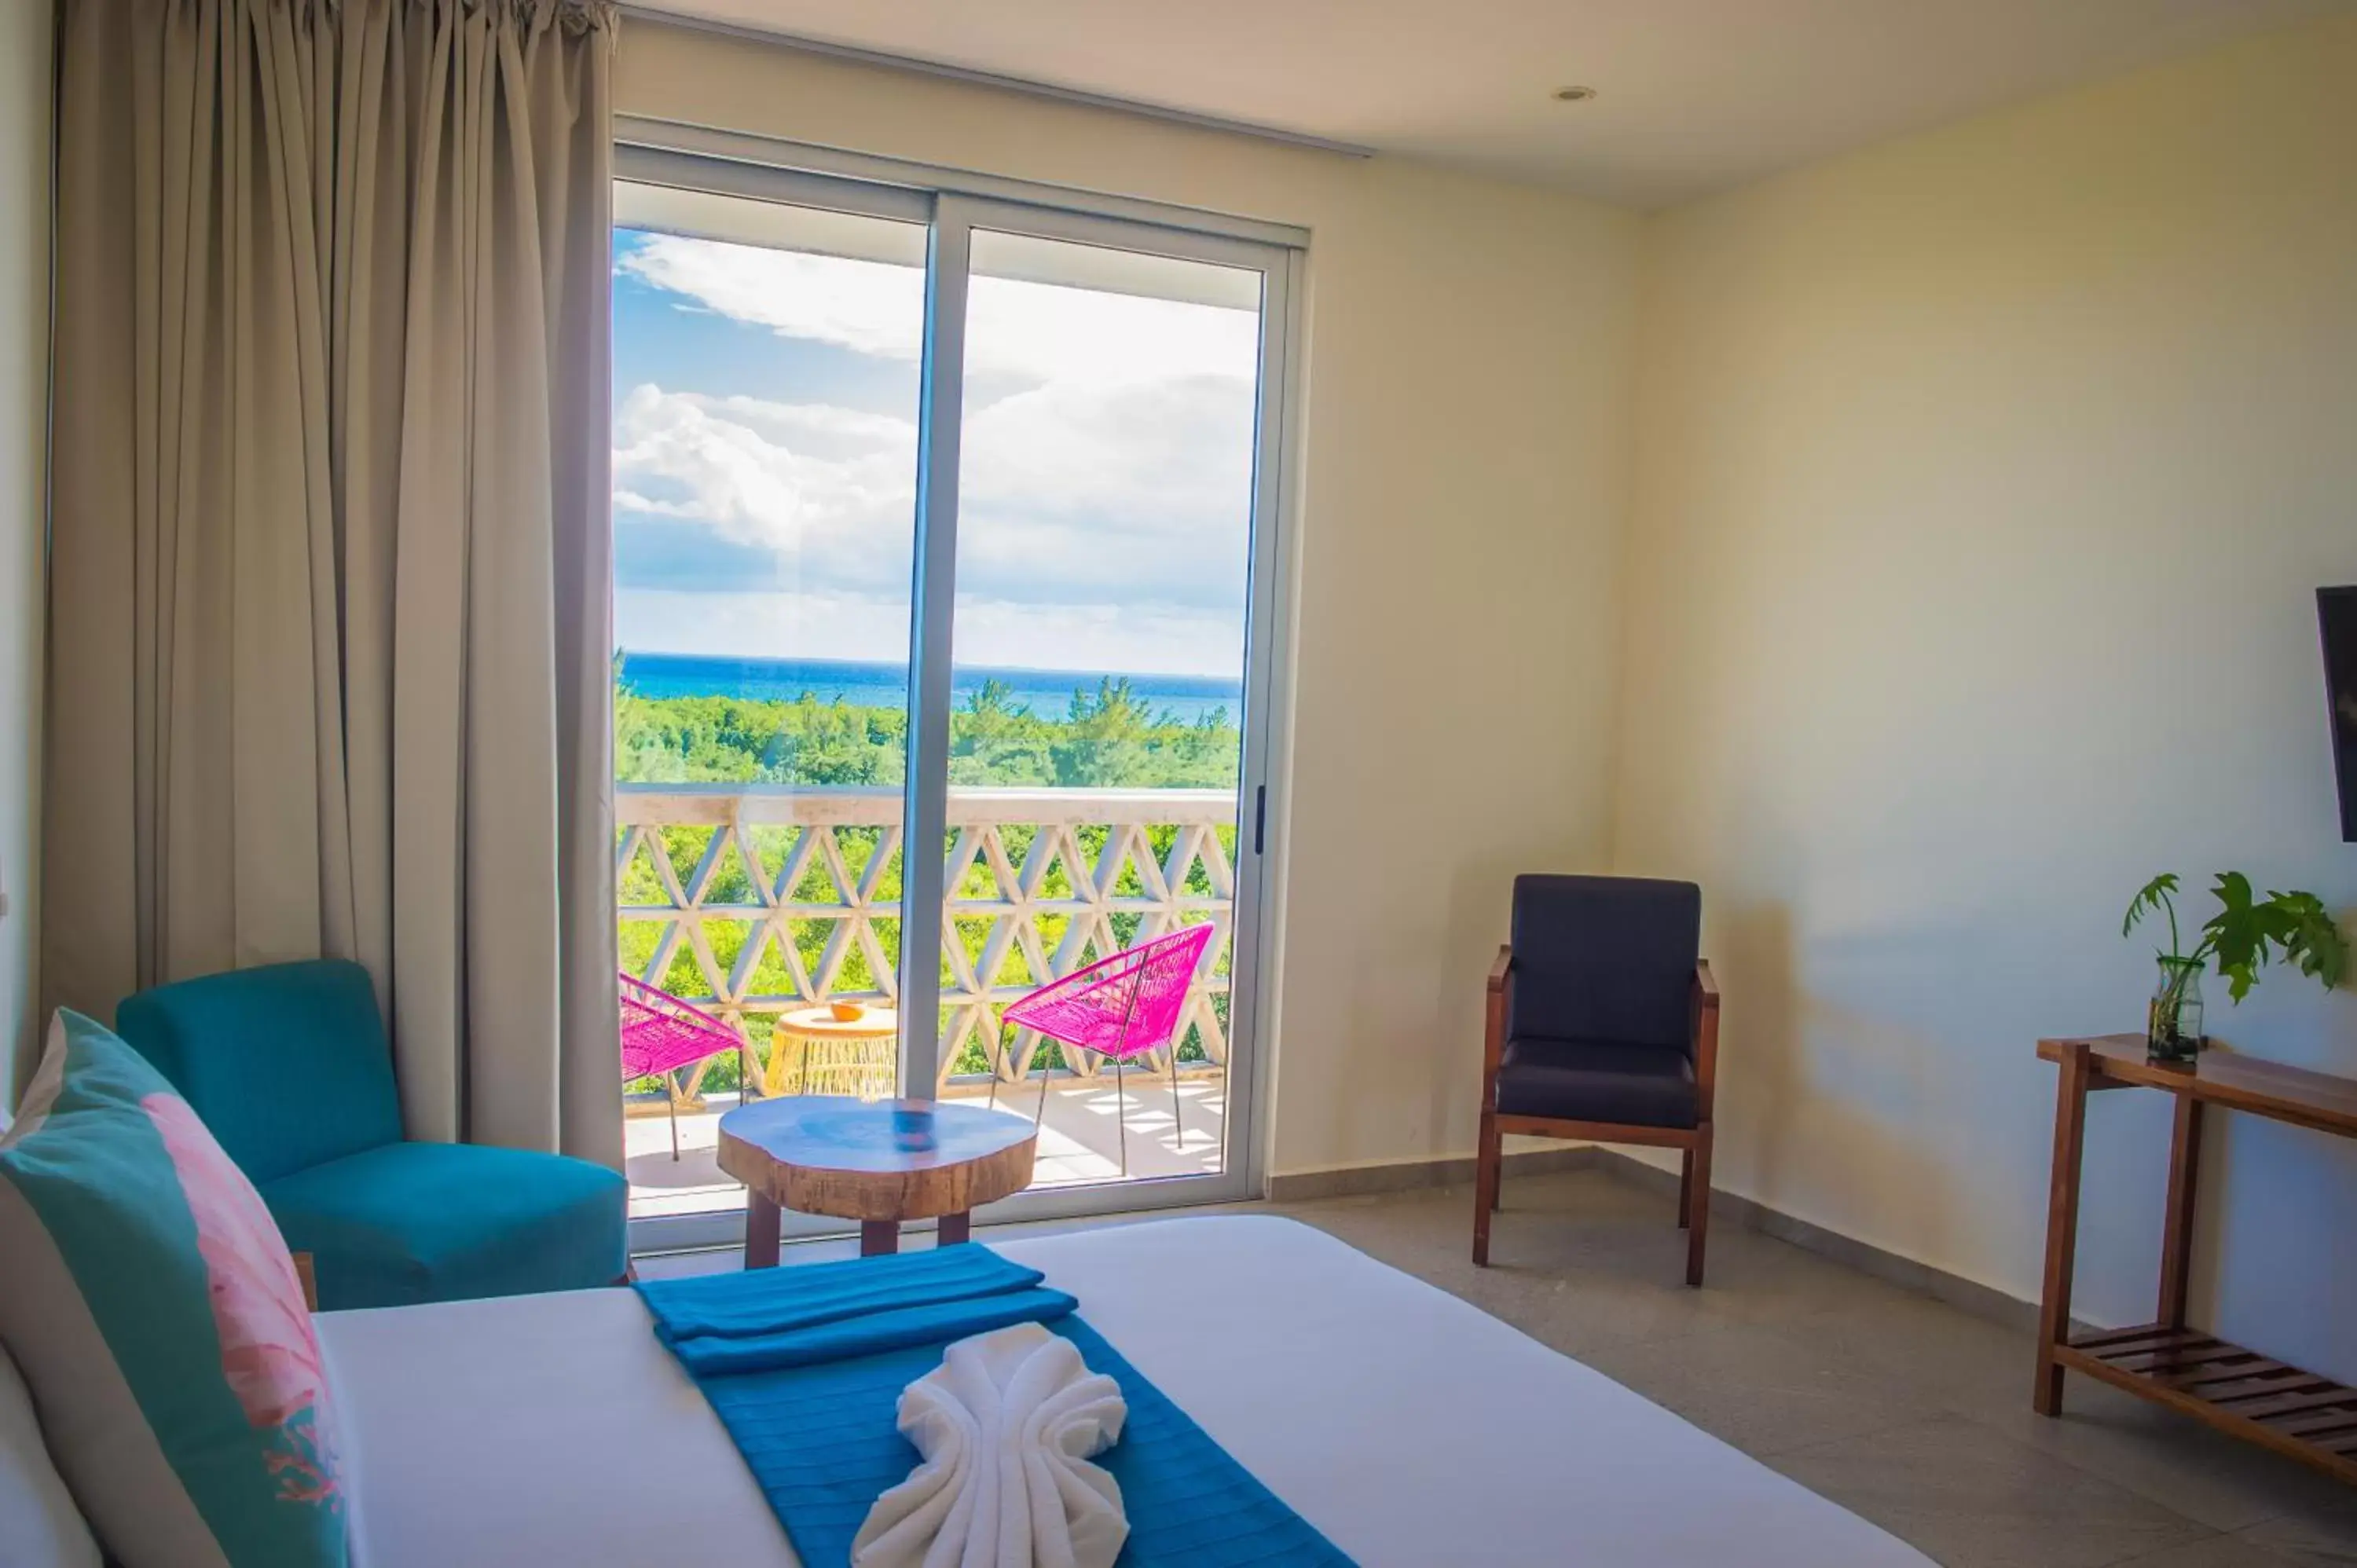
top-left (45, 0), bottom-right (621, 1167)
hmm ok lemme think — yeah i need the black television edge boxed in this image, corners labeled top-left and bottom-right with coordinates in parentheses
top-left (2324, 587), bottom-right (2357, 843)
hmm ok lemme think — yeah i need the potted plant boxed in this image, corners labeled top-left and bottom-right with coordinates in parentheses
top-left (2122, 873), bottom-right (2349, 1064)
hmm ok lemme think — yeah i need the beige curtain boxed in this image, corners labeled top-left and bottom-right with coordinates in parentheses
top-left (44, 0), bottom-right (621, 1166)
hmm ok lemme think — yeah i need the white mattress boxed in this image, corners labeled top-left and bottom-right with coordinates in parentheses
top-left (320, 1214), bottom-right (1929, 1566)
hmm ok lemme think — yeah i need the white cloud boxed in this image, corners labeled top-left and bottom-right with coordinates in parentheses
top-left (613, 384), bottom-right (917, 595)
top-left (614, 231), bottom-right (1264, 672)
top-left (959, 372), bottom-right (1254, 612)
top-left (618, 240), bottom-right (924, 361)
top-left (963, 271), bottom-right (1259, 387)
top-left (620, 232), bottom-right (1259, 388)
top-left (615, 370), bottom-right (1255, 614)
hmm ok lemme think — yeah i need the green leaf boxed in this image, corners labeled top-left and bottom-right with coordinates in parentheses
top-left (2202, 873), bottom-right (2267, 1002)
top-left (2122, 873), bottom-right (2179, 942)
top-left (2270, 889), bottom-right (2350, 991)
top-left (2195, 874), bottom-right (2352, 1004)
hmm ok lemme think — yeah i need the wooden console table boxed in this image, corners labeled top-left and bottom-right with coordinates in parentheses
top-left (2036, 1035), bottom-right (2357, 1485)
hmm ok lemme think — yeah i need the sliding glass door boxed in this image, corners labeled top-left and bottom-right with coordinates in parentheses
top-left (933, 222), bottom-right (1266, 1189)
top-left (612, 152), bottom-right (1292, 1249)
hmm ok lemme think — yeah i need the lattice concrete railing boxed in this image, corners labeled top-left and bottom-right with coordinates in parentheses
top-left (616, 784), bottom-right (1237, 1092)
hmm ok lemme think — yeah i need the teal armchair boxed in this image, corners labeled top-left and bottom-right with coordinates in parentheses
top-left (116, 959), bottom-right (626, 1310)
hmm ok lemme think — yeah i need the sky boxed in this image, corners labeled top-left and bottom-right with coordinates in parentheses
top-left (611, 220), bottom-right (1263, 678)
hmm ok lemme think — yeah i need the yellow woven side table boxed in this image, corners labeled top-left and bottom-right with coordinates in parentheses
top-left (761, 1006), bottom-right (900, 1100)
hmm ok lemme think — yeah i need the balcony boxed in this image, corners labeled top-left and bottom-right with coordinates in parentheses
top-left (617, 782), bottom-right (1237, 1214)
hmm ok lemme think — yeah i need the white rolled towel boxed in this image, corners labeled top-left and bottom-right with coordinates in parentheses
top-left (852, 1322), bottom-right (1130, 1568)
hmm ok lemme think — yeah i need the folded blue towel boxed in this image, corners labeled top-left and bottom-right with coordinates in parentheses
top-left (638, 1244), bottom-right (1047, 1343)
top-left (665, 1286), bottom-right (1079, 1376)
top-left (670, 1310), bottom-right (1354, 1567)
top-left (636, 1246), bottom-right (1354, 1568)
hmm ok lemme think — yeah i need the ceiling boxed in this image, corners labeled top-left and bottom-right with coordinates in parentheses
top-left (629, 0), bottom-right (2344, 207)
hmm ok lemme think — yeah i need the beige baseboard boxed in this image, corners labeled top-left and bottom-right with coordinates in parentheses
top-left (1578, 1148), bottom-right (2043, 1334)
top-left (1266, 1141), bottom-right (2042, 1335)
top-left (1264, 1144), bottom-right (1601, 1203)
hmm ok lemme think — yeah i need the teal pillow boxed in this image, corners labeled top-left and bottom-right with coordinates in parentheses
top-left (0, 1011), bottom-right (348, 1568)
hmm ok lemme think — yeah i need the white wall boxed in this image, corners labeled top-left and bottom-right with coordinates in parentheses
top-left (1, 0), bottom-right (50, 1108)
top-left (614, 20), bottom-right (1644, 1180)
top-left (1617, 13), bottom-right (2357, 1375)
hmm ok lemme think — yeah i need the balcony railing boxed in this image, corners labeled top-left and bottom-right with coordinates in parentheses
top-left (616, 784), bottom-right (1237, 1094)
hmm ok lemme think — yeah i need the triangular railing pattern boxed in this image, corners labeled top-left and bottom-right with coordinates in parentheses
top-left (616, 785), bottom-right (1236, 1093)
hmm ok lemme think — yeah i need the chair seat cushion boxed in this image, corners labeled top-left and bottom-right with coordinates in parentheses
top-left (1494, 1037), bottom-right (1698, 1129)
top-left (259, 1142), bottom-right (626, 1311)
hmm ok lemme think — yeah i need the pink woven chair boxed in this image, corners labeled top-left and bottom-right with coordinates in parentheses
top-left (619, 973), bottom-right (746, 1160)
top-left (997, 923), bottom-right (1218, 1176)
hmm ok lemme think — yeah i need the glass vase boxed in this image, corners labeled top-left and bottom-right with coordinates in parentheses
top-left (2146, 957), bottom-right (2205, 1064)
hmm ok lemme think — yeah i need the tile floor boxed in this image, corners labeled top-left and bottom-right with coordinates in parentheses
top-left (638, 1166), bottom-right (2357, 1566)
top-left (1309, 1170), bottom-right (2357, 1568)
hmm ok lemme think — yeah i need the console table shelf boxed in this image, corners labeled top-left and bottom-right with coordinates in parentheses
top-left (2057, 1324), bottom-right (2357, 1482)
top-left (2036, 1035), bottom-right (2357, 1487)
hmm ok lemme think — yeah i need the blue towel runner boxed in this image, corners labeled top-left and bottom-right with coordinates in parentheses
top-left (665, 1286), bottom-right (1081, 1376)
top-left (636, 1247), bottom-right (1353, 1568)
top-left (640, 1244), bottom-right (1048, 1343)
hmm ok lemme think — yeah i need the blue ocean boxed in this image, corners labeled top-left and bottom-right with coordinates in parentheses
top-left (618, 651), bottom-right (1243, 728)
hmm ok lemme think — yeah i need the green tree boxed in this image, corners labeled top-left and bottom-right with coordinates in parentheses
top-left (614, 675), bottom-right (1241, 793)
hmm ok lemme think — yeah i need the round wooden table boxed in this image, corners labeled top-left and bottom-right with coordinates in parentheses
top-left (718, 1096), bottom-right (1039, 1265)
top-left (758, 1006), bottom-right (900, 1100)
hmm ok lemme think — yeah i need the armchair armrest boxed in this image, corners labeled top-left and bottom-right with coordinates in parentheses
top-left (1692, 961), bottom-right (1721, 1121)
top-left (1482, 945), bottom-right (1512, 1097)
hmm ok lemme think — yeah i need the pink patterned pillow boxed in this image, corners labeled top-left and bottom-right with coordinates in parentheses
top-left (0, 1011), bottom-right (346, 1566)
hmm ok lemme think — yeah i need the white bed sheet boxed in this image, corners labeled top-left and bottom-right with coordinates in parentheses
top-left (321, 1214), bottom-right (1930, 1567)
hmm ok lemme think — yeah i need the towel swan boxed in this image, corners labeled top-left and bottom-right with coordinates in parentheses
top-left (853, 1322), bottom-right (1130, 1568)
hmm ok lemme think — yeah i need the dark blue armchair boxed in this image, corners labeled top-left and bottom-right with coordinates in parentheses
top-left (116, 959), bottom-right (626, 1310)
top-left (1474, 876), bottom-right (1720, 1285)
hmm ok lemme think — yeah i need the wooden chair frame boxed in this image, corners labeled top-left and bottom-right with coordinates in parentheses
top-left (1473, 948), bottom-right (1720, 1286)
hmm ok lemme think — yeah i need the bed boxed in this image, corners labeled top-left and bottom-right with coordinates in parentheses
top-left (321, 1214), bottom-right (1930, 1566)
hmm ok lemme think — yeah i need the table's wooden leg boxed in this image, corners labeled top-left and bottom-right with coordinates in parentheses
top-left (2035, 1041), bottom-right (2091, 1416)
top-left (860, 1220), bottom-right (900, 1257)
top-left (2157, 1094), bottom-right (2205, 1328)
top-left (746, 1191), bottom-right (782, 1269)
top-left (937, 1211), bottom-right (972, 1246)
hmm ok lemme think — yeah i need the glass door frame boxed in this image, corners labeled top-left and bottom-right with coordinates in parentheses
top-left (614, 134), bottom-right (1302, 1252)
